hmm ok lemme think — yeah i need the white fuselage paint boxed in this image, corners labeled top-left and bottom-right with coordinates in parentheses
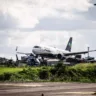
top-left (32, 45), bottom-right (69, 55)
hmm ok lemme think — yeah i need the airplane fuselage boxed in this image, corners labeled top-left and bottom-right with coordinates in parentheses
top-left (32, 45), bottom-right (69, 56)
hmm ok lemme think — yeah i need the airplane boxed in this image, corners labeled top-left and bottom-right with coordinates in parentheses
top-left (17, 37), bottom-right (96, 60)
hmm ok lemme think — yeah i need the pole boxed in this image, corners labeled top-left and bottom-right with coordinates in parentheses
top-left (88, 47), bottom-right (89, 59)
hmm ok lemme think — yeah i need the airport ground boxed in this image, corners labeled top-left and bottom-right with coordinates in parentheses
top-left (0, 82), bottom-right (96, 96)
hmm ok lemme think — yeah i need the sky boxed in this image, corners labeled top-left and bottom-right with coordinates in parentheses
top-left (0, 0), bottom-right (96, 60)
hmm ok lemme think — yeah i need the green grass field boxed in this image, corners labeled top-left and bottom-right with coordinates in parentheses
top-left (0, 63), bottom-right (96, 75)
top-left (70, 63), bottom-right (96, 71)
top-left (0, 66), bottom-right (51, 75)
top-left (0, 63), bottom-right (96, 82)
top-left (0, 67), bottom-right (23, 75)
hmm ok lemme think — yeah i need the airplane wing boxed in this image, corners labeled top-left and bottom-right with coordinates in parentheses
top-left (64, 50), bottom-right (96, 56)
top-left (17, 52), bottom-right (31, 55)
top-left (17, 52), bottom-right (36, 56)
top-left (15, 46), bottom-right (35, 56)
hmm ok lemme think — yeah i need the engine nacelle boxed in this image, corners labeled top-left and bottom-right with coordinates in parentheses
top-left (57, 54), bottom-right (66, 60)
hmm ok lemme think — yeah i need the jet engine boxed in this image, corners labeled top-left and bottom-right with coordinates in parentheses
top-left (57, 54), bottom-right (66, 60)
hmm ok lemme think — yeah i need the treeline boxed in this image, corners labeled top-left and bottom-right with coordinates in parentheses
top-left (0, 62), bottom-right (96, 82)
top-left (0, 57), bottom-right (17, 67)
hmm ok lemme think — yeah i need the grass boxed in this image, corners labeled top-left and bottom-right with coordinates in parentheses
top-left (0, 67), bottom-right (23, 75)
top-left (0, 66), bottom-right (51, 75)
top-left (0, 63), bottom-right (96, 82)
top-left (69, 63), bottom-right (96, 71)
top-left (0, 63), bottom-right (95, 75)
top-left (0, 63), bottom-right (95, 73)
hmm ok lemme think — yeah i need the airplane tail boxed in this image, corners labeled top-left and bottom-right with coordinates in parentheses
top-left (65, 37), bottom-right (73, 52)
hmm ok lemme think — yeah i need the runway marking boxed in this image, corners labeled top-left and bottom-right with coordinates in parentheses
top-left (50, 92), bottom-right (95, 95)
top-left (64, 92), bottom-right (95, 94)
top-left (0, 84), bottom-right (44, 87)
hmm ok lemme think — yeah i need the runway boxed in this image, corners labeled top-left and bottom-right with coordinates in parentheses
top-left (0, 82), bottom-right (96, 96)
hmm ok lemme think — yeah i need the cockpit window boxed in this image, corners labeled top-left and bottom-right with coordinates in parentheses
top-left (34, 46), bottom-right (41, 48)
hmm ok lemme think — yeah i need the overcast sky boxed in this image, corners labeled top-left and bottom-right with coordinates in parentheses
top-left (0, 0), bottom-right (96, 60)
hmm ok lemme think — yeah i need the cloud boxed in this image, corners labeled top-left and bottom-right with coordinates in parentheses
top-left (32, 17), bottom-right (96, 31)
top-left (0, 12), bottom-right (18, 29)
top-left (83, 5), bottom-right (96, 21)
top-left (0, 0), bottom-right (93, 29)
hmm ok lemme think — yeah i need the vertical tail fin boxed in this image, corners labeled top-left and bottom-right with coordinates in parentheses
top-left (65, 37), bottom-right (73, 52)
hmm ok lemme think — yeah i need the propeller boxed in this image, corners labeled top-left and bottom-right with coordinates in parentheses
top-left (15, 46), bottom-right (19, 66)
top-left (16, 54), bottom-right (19, 62)
top-left (16, 46), bottom-right (18, 52)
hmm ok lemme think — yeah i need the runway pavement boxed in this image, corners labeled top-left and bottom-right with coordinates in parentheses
top-left (0, 82), bottom-right (96, 96)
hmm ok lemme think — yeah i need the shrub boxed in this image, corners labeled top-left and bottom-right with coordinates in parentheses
top-left (0, 72), bottom-right (12, 81)
top-left (54, 62), bottom-right (68, 77)
top-left (0, 74), bottom-right (4, 81)
top-left (19, 68), bottom-right (39, 81)
top-left (54, 61), bottom-right (64, 70)
top-left (10, 73), bottom-right (22, 82)
top-left (39, 69), bottom-right (50, 79)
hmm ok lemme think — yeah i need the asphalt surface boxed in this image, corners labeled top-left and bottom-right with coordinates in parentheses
top-left (0, 82), bottom-right (96, 96)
